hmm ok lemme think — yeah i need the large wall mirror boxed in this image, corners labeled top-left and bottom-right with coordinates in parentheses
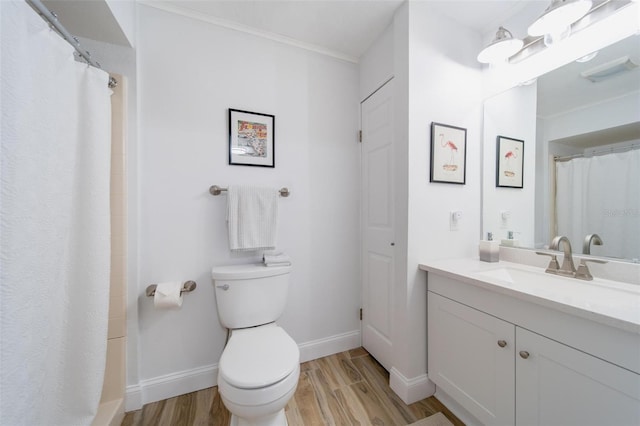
top-left (483, 33), bottom-right (640, 263)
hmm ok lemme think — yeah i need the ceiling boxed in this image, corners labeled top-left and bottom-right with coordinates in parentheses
top-left (41, 0), bottom-right (638, 120)
top-left (537, 34), bottom-right (640, 118)
top-left (152, 0), bottom-right (404, 61)
top-left (155, 0), bottom-right (640, 119)
top-left (41, 0), bottom-right (131, 46)
top-left (153, 0), bottom-right (536, 61)
top-left (42, 0), bottom-right (540, 62)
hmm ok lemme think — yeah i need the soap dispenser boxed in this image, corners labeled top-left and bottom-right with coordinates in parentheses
top-left (501, 231), bottom-right (520, 247)
top-left (479, 232), bottom-right (500, 262)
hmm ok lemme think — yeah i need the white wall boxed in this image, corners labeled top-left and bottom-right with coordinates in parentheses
top-left (359, 23), bottom-right (393, 101)
top-left (134, 4), bottom-right (361, 406)
top-left (401, 0), bottom-right (483, 397)
top-left (542, 91), bottom-right (640, 142)
top-left (359, 1), bottom-right (413, 401)
top-left (42, 0), bottom-right (133, 47)
top-left (359, 1), bottom-right (484, 404)
top-left (105, 0), bottom-right (136, 47)
top-left (483, 84), bottom-right (537, 246)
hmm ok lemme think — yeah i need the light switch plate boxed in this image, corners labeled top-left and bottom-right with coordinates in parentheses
top-left (450, 210), bottom-right (462, 231)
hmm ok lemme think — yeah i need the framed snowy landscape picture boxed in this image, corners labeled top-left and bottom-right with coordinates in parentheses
top-left (229, 109), bottom-right (275, 168)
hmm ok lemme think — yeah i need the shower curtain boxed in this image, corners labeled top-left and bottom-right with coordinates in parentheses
top-left (1, 1), bottom-right (111, 424)
top-left (555, 149), bottom-right (640, 260)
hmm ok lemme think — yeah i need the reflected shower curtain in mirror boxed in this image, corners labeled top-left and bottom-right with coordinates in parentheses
top-left (1, 1), bottom-right (111, 424)
top-left (555, 149), bottom-right (640, 260)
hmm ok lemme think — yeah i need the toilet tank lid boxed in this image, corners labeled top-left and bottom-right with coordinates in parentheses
top-left (211, 263), bottom-right (292, 280)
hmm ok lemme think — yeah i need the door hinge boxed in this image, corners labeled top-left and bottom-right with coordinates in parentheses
top-left (358, 130), bottom-right (362, 143)
top-left (359, 308), bottom-right (363, 320)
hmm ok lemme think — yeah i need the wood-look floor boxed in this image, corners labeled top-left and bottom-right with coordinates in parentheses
top-left (122, 348), bottom-right (463, 426)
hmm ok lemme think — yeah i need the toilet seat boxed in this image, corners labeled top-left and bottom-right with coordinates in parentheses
top-left (218, 363), bottom-right (300, 410)
top-left (219, 324), bottom-right (299, 390)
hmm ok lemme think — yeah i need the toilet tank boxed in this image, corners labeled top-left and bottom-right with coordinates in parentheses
top-left (211, 264), bottom-right (292, 329)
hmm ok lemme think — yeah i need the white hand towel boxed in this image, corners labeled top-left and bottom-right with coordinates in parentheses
top-left (263, 251), bottom-right (292, 266)
top-left (227, 185), bottom-right (278, 252)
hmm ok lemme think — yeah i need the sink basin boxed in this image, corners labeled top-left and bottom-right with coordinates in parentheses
top-left (475, 266), bottom-right (639, 294)
top-left (475, 267), bottom-right (539, 284)
top-left (473, 266), bottom-right (640, 320)
top-left (420, 258), bottom-right (640, 333)
top-left (474, 266), bottom-right (580, 289)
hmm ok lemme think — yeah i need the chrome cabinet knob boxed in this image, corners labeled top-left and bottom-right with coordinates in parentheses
top-left (519, 351), bottom-right (530, 359)
top-left (497, 340), bottom-right (507, 348)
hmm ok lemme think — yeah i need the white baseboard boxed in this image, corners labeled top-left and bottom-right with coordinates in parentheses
top-left (124, 385), bottom-right (142, 412)
top-left (126, 364), bottom-right (218, 410)
top-left (389, 367), bottom-right (435, 405)
top-left (125, 329), bottom-right (361, 410)
top-left (298, 329), bottom-right (361, 363)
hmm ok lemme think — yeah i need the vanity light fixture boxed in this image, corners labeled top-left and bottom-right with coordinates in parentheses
top-left (528, 0), bottom-right (593, 38)
top-left (477, 26), bottom-right (524, 64)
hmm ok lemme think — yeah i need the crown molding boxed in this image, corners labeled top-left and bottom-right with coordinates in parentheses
top-left (138, 1), bottom-right (359, 64)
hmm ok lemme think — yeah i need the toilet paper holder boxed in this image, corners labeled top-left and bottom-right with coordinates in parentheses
top-left (146, 281), bottom-right (197, 297)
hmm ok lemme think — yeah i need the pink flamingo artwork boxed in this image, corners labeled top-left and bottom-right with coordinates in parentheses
top-left (439, 133), bottom-right (458, 171)
top-left (503, 146), bottom-right (519, 177)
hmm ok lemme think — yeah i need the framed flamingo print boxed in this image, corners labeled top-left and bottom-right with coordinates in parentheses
top-left (430, 122), bottom-right (467, 184)
top-left (496, 136), bottom-right (524, 188)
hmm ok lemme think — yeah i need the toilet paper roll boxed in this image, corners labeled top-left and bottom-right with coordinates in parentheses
top-left (154, 282), bottom-right (183, 309)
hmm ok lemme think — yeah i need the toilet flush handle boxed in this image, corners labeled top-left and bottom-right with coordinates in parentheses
top-left (217, 284), bottom-right (229, 291)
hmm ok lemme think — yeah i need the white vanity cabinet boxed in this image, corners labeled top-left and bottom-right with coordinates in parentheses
top-left (428, 292), bottom-right (515, 425)
top-left (424, 264), bottom-right (640, 426)
top-left (516, 327), bottom-right (640, 426)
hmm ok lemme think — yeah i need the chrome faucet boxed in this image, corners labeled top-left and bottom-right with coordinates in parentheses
top-left (550, 236), bottom-right (576, 277)
top-left (583, 233), bottom-right (603, 255)
top-left (575, 258), bottom-right (607, 281)
top-left (536, 251), bottom-right (560, 274)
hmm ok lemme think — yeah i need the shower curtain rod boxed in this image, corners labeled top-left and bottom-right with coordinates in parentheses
top-left (25, 0), bottom-right (117, 89)
top-left (554, 143), bottom-right (639, 162)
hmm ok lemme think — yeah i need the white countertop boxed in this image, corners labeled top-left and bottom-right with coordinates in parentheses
top-left (420, 258), bottom-right (640, 334)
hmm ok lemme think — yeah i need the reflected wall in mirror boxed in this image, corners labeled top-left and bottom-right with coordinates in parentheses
top-left (483, 34), bottom-right (640, 262)
top-left (483, 84), bottom-right (536, 248)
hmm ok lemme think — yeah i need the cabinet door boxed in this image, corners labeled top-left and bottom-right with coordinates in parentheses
top-left (516, 327), bottom-right (640, 426)
top-left (428, 292), bottom-right (515, 425)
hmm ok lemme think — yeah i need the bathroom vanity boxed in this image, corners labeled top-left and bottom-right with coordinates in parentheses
top-left (420, 258), bottom-right (640, 426)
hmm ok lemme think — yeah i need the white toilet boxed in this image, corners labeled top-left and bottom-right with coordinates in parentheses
top-left (211, 264), bottom-right (300, 426)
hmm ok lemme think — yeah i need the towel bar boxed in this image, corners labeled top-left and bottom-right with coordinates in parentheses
top-left (146, 281), bottom-right (197, 297)
top-left (209, 185), bottom-right (290, 197)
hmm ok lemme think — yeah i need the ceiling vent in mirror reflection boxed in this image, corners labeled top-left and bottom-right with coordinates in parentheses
top-left (580, 55), bottom-right (639, 82)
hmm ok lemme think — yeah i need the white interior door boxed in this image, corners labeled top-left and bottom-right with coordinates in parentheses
top-left (361, 80), bottom-right (394, 371)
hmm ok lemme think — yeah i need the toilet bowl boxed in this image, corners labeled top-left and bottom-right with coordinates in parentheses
top-left (218, 324), bottom-right (299, 425)
top-left (212, 264), bottom-right (299, 426)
